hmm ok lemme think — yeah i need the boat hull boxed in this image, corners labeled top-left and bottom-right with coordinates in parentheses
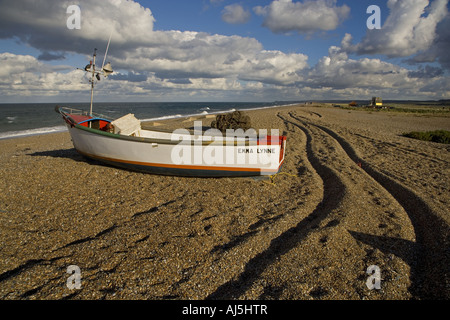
top-left (66, 123), bottom-right (286, 177)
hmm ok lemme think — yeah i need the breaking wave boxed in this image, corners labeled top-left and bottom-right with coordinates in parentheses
top-left (0, 125), bottom-right (67, 140)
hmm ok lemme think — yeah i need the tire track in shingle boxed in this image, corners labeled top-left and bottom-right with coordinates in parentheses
top-left (206, 113), bottom-right (346, 299)
top-left (288, 111), bottom-right (449, 299)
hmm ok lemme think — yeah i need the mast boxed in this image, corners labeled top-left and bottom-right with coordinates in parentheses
top-left (89, 48), bottom-right (97, 116)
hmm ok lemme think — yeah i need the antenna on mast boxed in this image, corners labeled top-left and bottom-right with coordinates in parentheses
top-left (102, 31), bottom-right (113, 70)
top-left (101, 31), bottom-right (114, 82)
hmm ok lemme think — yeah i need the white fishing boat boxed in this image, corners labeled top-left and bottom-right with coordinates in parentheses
top-left (56, 47), bottom-right (286, 177)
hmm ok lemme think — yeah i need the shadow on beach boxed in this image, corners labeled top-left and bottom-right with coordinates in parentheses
top-left (28, 148), bottom-right (105, 167)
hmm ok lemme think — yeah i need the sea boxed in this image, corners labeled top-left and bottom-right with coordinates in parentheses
top-left (0, 102), bottom-right (298, 140)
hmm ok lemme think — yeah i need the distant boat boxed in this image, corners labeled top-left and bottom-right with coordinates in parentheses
top-left (56, 47), bottom-right (286, 177)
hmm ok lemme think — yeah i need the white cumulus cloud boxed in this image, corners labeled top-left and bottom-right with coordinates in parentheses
top-left (0, 0), bottom-right (156, 55)
top-left (342, 0), bottom-right (448, 57)
top-left (307, 47), bottom-right (411, 90)
top-left (0, 52), bottom-right (86, 98)
top-left (1, 0), bottom-right (449, 101)
top-left (254, 0), bottom-right (350, 34)
top-left (0, 0), bottom-right (308, 87)
top-left (113, 31), bottom-right (309, 86)
top-left (221, 4), bottom-right (251, 24)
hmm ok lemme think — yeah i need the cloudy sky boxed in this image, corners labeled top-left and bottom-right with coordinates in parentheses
top-left (0, 0), bottom-right (449, 103)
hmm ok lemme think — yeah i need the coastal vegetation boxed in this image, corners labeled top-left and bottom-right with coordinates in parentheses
top-left (327, 100), bottom-right (450, 116)
top-left (402, 130), bottom-right (450, 144)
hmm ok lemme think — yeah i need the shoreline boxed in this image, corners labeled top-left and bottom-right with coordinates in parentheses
top-left (0, 102), bottom-right (299, 141)
top-left (3, 101), bottom-right (448, 141)
top-left (0, 104), bottom-right (448, 300)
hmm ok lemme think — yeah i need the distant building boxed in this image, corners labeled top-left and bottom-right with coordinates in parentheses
top-left (371, 97), bottom-right (382, 107)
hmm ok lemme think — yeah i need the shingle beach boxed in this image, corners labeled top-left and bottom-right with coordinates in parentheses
top-left (1, 104), bottom-right (449, 300)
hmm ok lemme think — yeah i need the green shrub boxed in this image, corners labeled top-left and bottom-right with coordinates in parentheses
top-left (402, 130), bottom-right (450, 144)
